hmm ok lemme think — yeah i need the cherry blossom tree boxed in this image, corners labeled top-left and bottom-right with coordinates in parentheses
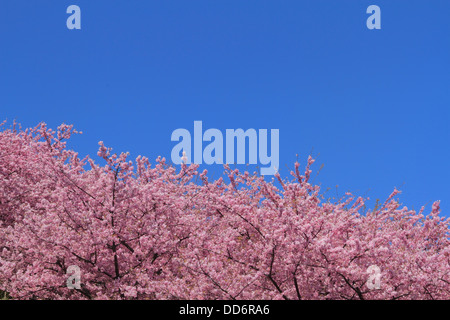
top-left (0, 122), bottom-right (449, 300)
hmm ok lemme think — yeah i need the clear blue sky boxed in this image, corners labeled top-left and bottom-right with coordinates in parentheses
top-left (1, 1), bottom-right (449, 215)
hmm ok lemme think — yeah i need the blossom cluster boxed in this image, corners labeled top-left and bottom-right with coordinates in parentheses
top-left (0, 122), bottom-right (449, 300)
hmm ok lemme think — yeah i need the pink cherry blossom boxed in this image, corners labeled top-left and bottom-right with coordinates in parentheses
top-left (0, 122), bottom-right (448, 300)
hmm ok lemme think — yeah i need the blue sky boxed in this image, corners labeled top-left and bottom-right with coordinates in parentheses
top-left (0, 1), bottom-right (449, 215)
